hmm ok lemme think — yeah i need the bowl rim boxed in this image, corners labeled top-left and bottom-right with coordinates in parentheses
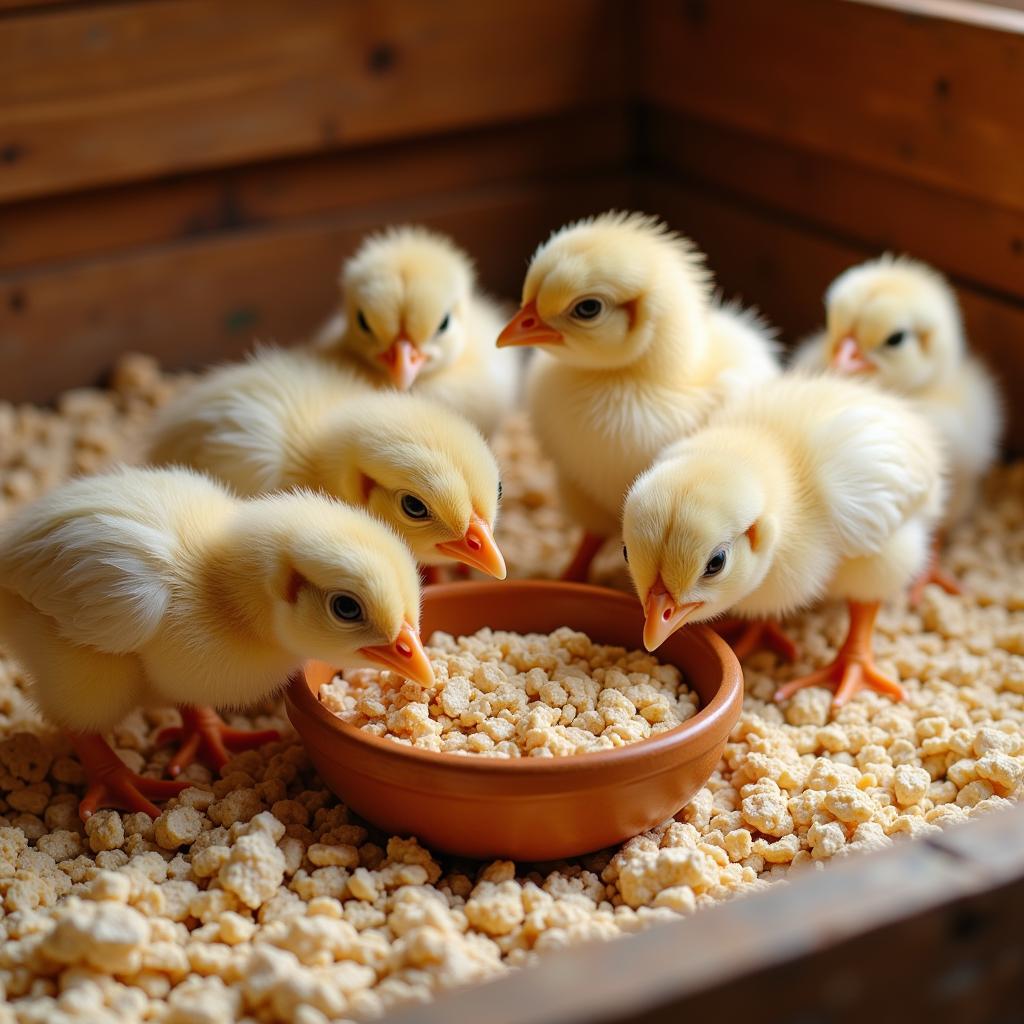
top-left (286, 580), bottom-right (743, 777)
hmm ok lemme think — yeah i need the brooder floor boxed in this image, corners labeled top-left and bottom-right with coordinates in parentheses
top-left (0, 355), bottom-right (1021, 1024)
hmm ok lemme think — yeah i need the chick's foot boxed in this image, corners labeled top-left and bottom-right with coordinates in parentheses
top-left (70, 732), bottom-right (187, 821)
top-left (714, 617), bottom-right (798, 662)
top-left (908, 534), bottom-right (963, 606)
top-left (774, 600), bottom-right (906, 709)
top-left (156, 705), bottom-right (280, 777)
top-left (908, 564), bottom-right (963, 606)
top-left (561, 531), bottom-right (605, 582)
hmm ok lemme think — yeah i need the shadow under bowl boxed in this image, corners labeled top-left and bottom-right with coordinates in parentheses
top-left (286, 580), bottom-right (743, 861)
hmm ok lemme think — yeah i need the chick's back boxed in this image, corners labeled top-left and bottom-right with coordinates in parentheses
top-left (688, 374), bottom-right (946, 561)
top-left (0, 467), bottom-right (234, 654)
top-left (909, 356), bottom-right (1001, 524)
top-left (147, 348), bottom-right (367, 495)
top-left (706, 301), bottom-right (781, 400)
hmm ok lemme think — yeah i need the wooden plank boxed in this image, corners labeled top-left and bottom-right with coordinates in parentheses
top-left (384, 805), bottom-right (1024, 1024)
top-left (639, 0), bottom-right (1024, 214)
top-left (0, 175), bottom-right (630, 402)
top-left (0, 0), bottom-right (626, 202)
top-left (644, 107), bottom-right (1024, 301)
top-left (0, 1), bottom-right (77, 11)
top-left (639, 176), bottom-right (1024, 456)
top-left (0, 106), bottom-right (630, 272)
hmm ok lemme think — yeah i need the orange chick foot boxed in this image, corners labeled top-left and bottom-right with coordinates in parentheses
top-left (69, 732), bottom-right (187, 821)
top-left (561, 531), bottom-right (605, 582)
top-left (774, 655), bottom-right (906, 708)
top-left (156, 705), bottom-right (280, 777)
top-left (908, 564), bottom-right (963, 607)
top-left (774, 600), bottom-right (905, 709)
top-left (714, 618), bottom-right (798, 662)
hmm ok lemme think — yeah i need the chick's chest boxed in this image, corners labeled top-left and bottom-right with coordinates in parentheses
top-left (528, 365), bottom-right (705, 508)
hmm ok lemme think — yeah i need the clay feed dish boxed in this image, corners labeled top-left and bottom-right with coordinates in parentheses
top-left (286, 581), bottom-right (743, 860)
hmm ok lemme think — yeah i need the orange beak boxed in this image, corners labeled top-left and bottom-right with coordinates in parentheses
top-left (830, 336), bottom-right (874, 375)
top-left (358, 622), bottom-right (435, 687)
top-left (642, 577), bottom-right (703, 652)
top-left (496, 301), bottom-right (563, 348)
top-left (434, 514), bottom-right (507, 579)
top-left (378, 338), bottom-right (427, 390)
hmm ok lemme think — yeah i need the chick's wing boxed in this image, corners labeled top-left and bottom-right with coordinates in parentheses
top-left (0, 510), bottom-right (175, 654)
top-left (811, 400), bottom-right (941, 559)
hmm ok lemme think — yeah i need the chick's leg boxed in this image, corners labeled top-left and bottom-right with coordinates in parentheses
top-left (713, 618), bottom-right (798, 662)
top-left (561, 531), bottom-right (605, 583)
top-left (70, 733), bottom-right (187, 821)
top-left (552, 475), bottom-right (618, 583)
top-left (774, 601), bottom-right (906, 708)
top-left (156, 706), bottom-right (280, 777)
top-left (908, 533), bottom-right (962, 606)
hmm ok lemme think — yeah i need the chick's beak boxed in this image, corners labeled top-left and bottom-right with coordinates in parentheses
top-left (830, 336), bottom-right (874, 375)
top-left (358, 622), bottom-right (435, 687)
top-left (496, 301), bottom-right (563, 348)
top-left (378, 338), bottom-right (427, 390)
top-left (643, 577), bottom-right (703, 652)
top-left (435, 514), bottom-right (507, 579)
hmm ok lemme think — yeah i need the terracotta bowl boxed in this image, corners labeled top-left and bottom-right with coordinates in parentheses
top-left (286, 581), bottom-right (743, 861)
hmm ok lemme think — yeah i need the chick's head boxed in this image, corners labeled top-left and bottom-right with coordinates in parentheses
top-left (824, 255), bottom-right (964, 393)
top-left (498, 211), bottom-right (709, 370)
top-left (262, 492), bottom-right (433, 685)
top-left (344, 395), bottom-right (505, 577)
top-left (622, 451), bottom-right (778, 651)
top-left (341, 226), bottom-right (475, 390)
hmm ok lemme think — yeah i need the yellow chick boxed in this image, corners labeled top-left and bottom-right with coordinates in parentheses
top-left (793, 255), bottom-right (1002, 599)
top-left (0, 466), bottom-right (432, 818)
top-left (315, 226), bottom-right (520, 437)
top-left (622, 374), bottom-right (945, 708)
top-left (497, 211), bottom-right (780, 582)
top-left (146, 349), bottom-right (506, 580)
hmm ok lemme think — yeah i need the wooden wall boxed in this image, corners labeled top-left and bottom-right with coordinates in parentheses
top-left (0, 0), bottom-right (631, 400)
top-left (2, 0), bottom-right (1022, 450)
top-left (637, 0), bottom-right (1024, 450)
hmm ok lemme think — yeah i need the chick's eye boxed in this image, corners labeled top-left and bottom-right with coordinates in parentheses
top-left (437, 313), bottom-right (450, 334)
top-left (497, 481), bottom-right (503, 502)
top-left (622, 546), bottom-right (629, 564)
top-left (330, 594), bottom-right (363, 622)
top-left (357, 310), bottom-right (371, 334)
top-left (884, 330), bottom-right (907, 347)
top-left (571, 297), bottom-right (604, 321)
top-left (702, 549), bottom-right (727, 578)
top-left (400, 493), bottom-right (430, 520)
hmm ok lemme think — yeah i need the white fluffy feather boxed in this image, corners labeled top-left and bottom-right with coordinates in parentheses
top-left (313, 226), bottom-right (520, 436)
top-left (624, 374), bottom-right (946, 622)
top-left (0, 467), bottom-right (421, 731)
top-left (520, 212), bottom-right (780, 541)
top-left (792, 256), bottom-right (1002, 530)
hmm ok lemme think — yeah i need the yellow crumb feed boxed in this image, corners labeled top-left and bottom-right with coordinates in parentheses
top-left (321, 627), bottom-right (698, 756)
top-left (0, 360), bottom-right (1021, 1024)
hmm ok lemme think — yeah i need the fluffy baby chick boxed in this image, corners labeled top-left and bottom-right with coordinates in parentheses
top-left (498, 211), bottom-right (779, 582)
top-left (146, 349), bottom-right (505, 580)
top-left (315, 226), bottom-right (519, 436)
top-left (622, 374), bottom-right (945, 708)
top-left (0, 466), bottom-right (432, 818)
top-left (793, 255), bottom-right (1002, 599)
